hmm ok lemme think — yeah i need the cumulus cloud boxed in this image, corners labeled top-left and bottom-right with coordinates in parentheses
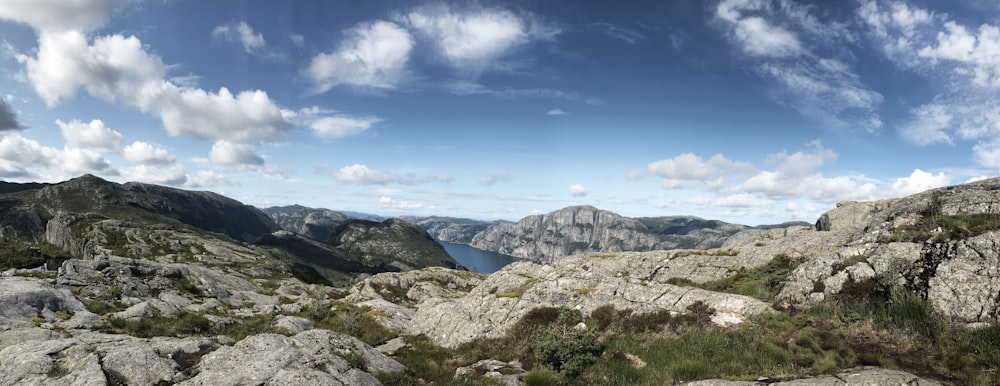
top-left (119, 163), bottom-right (187, 186)
top-left (397, 4), bottom-right (558, 75)
top-left (715, 0), bottom-right (883, 132)
top-left (0, 99), bottom-right (22, 131)
top-left (0, 0), bottom-right (111, 32)
top-left (309, 115), bottom-right (381, 139)
top-left (305, 20), bottom-right (413, 92)
top-left (185, 170), bottom-right (236, 188)
top-left (13, 29), bottom-right (297, 145)
top-left (890, 169), bottom-right (950, 197)
top-left (332, 164), bottom-right (392, 185)
top-left (211, 21), bottom-right (266, 53)
top-left (57, 119), bottom-right (122, 153)
top-left (630, 153), bottom-right (750, 189)
top-left (478, 172), bottom-right (510, 186)
top-left (569, 184), bottom-right (588, 197)
top-left (208, 141), bottom-right (264, 167)
top-left (123, 141), bottom-right (175, 165)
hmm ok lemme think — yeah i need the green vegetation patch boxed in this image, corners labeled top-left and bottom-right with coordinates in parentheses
top-left (293, 302), bottom-right (398, 346)
top-left (881, 213), bottom-right (1000, 243)
top-left (691, 254), bottom-right (799, 301)
top-left (0, 242), bottom-right (73, 271)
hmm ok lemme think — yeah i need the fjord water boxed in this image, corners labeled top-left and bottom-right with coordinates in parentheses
top-left (440, 241), bottom-right (521, 273)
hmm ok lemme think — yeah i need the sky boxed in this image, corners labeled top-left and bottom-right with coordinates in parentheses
top-left (0, 0), bottom-right (998, 225)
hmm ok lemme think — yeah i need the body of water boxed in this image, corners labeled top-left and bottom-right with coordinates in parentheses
top-left (440, 241), bottom-right (521, 273)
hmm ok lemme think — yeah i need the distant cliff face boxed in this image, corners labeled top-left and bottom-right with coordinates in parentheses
top-left (465, 207), bottom-right (758, 262)
top-left (262, 205), bottom-right (354, 241)
top-left (413, 217), bottom-right (496, 244)
top-left (468, 206), bottom-right (660, 262)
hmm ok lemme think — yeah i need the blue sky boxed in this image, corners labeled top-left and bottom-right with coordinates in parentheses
top-left (0, 0), bottom-right (998, 224)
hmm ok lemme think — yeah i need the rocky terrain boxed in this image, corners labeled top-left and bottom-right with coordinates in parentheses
top-left (1, 175), bottom-right (998, 385)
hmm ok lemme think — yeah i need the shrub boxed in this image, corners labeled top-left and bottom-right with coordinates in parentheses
top-left (530, 307), bottom-right (603, 377)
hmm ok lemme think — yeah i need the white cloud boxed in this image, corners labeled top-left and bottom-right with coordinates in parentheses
top-left (57, 118), bottom-right (122, 153)
top-left (309, 115), bottom-right (381, 139)
top-left (765, 140), bottom-right (836, 178)
top-left (569, 184), bottom-right (588, 197)
top-left (208, 141), bottom-right (264, 167)
top-left (897, 103), bottom-right (955, 146)
top-left (546, 109), bottom-right (565, 116)
top-left (0, 0), bottom-right (111, 32)
top-left (17, 30), bottom-right (166, 107)
top-left (211, 21), bottom-right (266, 53)
top-left (714, 193), bottom-right (773, 208)
top-left (715, 0), bottom-right (883, 132)
top-left (0, 133), bottom-right (60, 176)
top-left (123, 141), bottom-right (175, 165)
top-left (185, 170), bottom-right (235, 188)
top-left (859, 1), bottom-right (1000, 167)
top-left (290, 34), bottom-right (304, 47)
top-left (478, 172), bottom-right (510, 186)
top-left (377, 196), bottom-right (422, 210)
top-left (398, 4), bottom-right (558, 75)
top-left (591, 22), bottom-right (645, 45)
top-left (444, 81), bottom-right (596, 104)
top-left (733, 16), bottom-right (802, 57)
top-left (638, 153), bottom-right (749, 187)
top-left (890, 169), bottom-right (950, 197)
top-left (333, 164), bottom-right (392, 185)
top-left (305, 20), bottom-right (413, 92)
top-left (15, 29), bottom-right (297, 144)
top-left (59, 146), bottom-right (114, 175)
top-left (120, 163), bottom-right (187, 186)
top-left (918, 22), bottom-right (1000, 89)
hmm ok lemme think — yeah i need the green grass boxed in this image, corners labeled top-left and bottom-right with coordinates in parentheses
top-left (691, 254), bottom-right (799, 301)
top-left (880, 213), bottom-right (1000, 243)
top-left (293, 302), bottom-right (398, 346)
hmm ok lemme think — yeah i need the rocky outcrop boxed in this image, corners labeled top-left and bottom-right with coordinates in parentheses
top-left (721, 177), bottom-right (1000, 324)
top-left (179, 330), bottom-right (403, 385)
top-left (0, 327), bottom-right (398, 386)
top-left (407, 253), bottom-right (774, 348)
top-left (687, 367), bottom-right (941, 385)
top-left (469, 206), bottom-right (662, 262)
top-left (262, 205), bottom-right (354, 241)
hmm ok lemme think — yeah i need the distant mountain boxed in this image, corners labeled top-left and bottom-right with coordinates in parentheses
top-left (0, 176), bottom-right (461, 283)
top-left (4, 174), bottom-right (279, 243)
top-left (401, 216), bottom-right (503, 244)
top-left (261, 205), bottom-right (385, 241)
top-left (262, 205), bottom-right (355, 241)
top-left (467, 206), bottom-right (780, 262)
